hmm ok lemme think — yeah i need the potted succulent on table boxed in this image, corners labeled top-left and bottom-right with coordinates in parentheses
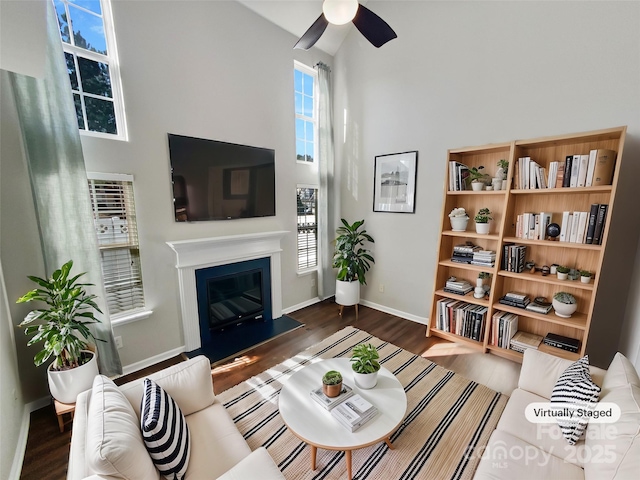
top-left (351, 343), bottom-right (380, 389)
top-left (552, 292), bottom-right (577, 318)
top-left (333, 219), bottom-right (375, 309)
top-left (322, 370), bottom-right (343, 398)
top-left (579, 270), bottom-right (593, 284)
top-left (474, 208), bottom-right (492, 234)
top-left (467, 166), bottom-right (489, 191)
top-left (17, 260), bottom-right (103, 404)
top-left (448, 207), bottom-right (469, 232)
top-left (556, 265), bottom-right (570, 280)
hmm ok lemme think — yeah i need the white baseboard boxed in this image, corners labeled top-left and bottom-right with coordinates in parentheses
top-left (282, 297), bottom-right (321, 315)
top-left (120, 346), bottom-right (186, 377)
top-left (9, 406), bottom-right (31, 480)
top-left (360, 299), bottom-right (429, 325)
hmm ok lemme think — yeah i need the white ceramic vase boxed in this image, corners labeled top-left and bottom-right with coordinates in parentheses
top-left (552, 299), bottom-right (578, 318)
top-left (335, 279), bottom-right (360, 306)
top-left (450, 216), bottom-right (469, 232)
top-left (48, 350), bottom-right (99, 404)
top-left (475, 222), bottom-right (490, 234)
top-left (353, 370), bottom-right (378, 389)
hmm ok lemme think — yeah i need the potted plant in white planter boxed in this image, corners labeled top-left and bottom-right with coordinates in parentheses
top-left (556, 265), bottom-right (569, 280)
top-left (497, 159), bottom-right (509, 190)
top-left (474, 208), bottom-right (492, 234)
top-left (552, 292), bottom-right (577, 318)
top-left (579, 270), bottom-right (592, 284)
top-left (467, 166), bottom-right (489, 191)
top-left (333, 219), bottom-right (374, 308)
top-left (17, 260), bottom-right (103, 404)
top-left (448, 207), bottom-right (469, 232)
top-left (350, 343), bottom-right (380, 389)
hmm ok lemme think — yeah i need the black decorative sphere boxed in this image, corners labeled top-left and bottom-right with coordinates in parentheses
top-left (546, 223), bottom-right (561, 238)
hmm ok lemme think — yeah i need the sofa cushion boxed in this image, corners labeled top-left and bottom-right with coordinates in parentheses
top-left (86, 375), bottom-right (160, 479)
top-left (584, 383), bottom-right (640, 480)
top-left (141, 378), bottom-right (191, 480)
top-left (601, 352), bottom-right (640, 396)
top-left (550, 356), bottom-right (601, 445)
top-left (184, 401), bottom-right (252, 479)
top-left (120, 356), bottom-right (215, 417)
top-left (216, 447), bottom-right (284, 480)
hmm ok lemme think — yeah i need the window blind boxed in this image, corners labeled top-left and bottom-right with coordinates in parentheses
top-left (297, 187), bottom-right (318, 270)
top-left (88, 177), bottom-right (145, 315)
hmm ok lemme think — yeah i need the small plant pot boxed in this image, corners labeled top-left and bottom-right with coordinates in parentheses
top-left (552, 299), bottom-right (578, 318)
top-left (353, 371), bottom-right (378, 389)
top-left (471, 182), bottom-right (484, 191)
top-left (557, 272), bottom-right (568, 280)
top-left (475, 222), bottom-right (490, 234)
top-left (323, 382), bottom-right (343, 398)
top-left (450, 216), bottom-right (469, 232)
top-left (581, 276), bottom-right (591, 284)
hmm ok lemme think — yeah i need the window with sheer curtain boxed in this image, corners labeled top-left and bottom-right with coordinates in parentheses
top-left (88, 174), bottom-right (145, 316)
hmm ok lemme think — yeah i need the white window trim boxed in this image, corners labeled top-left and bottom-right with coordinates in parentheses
top-left (110, 307), bottom-right (153, 327)
top-left (294, 61), bottom-right (318, 165)
top-left (296, 183), bottom-right (319, 274)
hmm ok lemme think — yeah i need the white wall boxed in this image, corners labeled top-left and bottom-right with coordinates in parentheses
top-left (334, 1), bottom-right (640, 366)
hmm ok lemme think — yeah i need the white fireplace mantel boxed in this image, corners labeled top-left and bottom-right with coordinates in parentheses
top-left (167, 231), bottom-right (288, 351)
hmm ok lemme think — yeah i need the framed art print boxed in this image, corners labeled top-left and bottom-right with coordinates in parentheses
top-left (373, 151), bottom-right (418, 213)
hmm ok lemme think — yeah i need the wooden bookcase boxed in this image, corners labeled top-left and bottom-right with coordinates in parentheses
top-left (427, 127), bottom-right (627, 363)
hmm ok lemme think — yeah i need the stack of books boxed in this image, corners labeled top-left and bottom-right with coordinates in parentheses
top-left (499, 292), bottom-right (531, 308)
top-left (451, 244), bottom-right (480, 264)
top-left (501, 244), bottom-right (527, 273)
top-left (509, 331), bottom-right (543, 353)
top-left (471, 250), bottom-right (496, 267)
top-left (490, 311), bottom-right (518, 348)
top-left (310, 383), bottom-right (354, 411)
top-left (448, 162), bottom-right (470, 191)
top-left (543, 333), bottom-right (580, 353)
top-left (444, 278), bottom-right (473, 295)
top-left (525, 298), bottom-right (552, 314)
top-left (331, 394), bottom-right (378, 432)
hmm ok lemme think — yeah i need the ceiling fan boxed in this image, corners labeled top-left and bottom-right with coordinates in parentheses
top-left (294, 0), bottom-right (397, 50)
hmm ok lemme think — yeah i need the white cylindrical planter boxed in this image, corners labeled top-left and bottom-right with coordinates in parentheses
top-left (449, 216), bottom-right (469, 232)
top-left (552, 300), bottom-right (578, 318)
top-left (48, 350), bottom-right (99, 404)
top-left (581, 276), bottom-right (591, 284)
top-left (557, 272), bottom-right (568, 280)
top-left (471, 182), bottom-right (484, 191)
top-left (335, 279), bottom-right (360, 306)
top-left (353, 370), bottom-right (378, 389)
top-left (475, 222), bottom-right (490, 234)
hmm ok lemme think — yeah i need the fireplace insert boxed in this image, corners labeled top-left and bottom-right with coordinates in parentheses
top-left (206, 268), bottom-right (264, 331)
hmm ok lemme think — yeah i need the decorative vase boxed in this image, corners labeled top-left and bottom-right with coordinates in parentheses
top-left (450, 216), bottom-right (469, 232)
top-left (47, 350), bottom-right (99, 404)
top-left (557, 272), bottom-right (568, 280)
top-left (353, 370), bottom-right (378, 389)
top-left (492, 178), bottom-right (502, 190)
top-left (502, 179), bottom-right (508, 190)
top-left (552, 299), bottom-right (578, 318)
top-left (471, 182), bottom-right (484, 191)
top-left (474, 278), bottom-right (485, 299)
top-left (335, 279), bottom-right (360, 306)
top-left (323, 382), bottom-right (343, 398)
top-left (475, 222), bottom-right (490, 234)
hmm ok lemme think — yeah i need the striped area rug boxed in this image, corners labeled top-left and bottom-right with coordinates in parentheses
top-left (217, 327), bottom-right (507, 479)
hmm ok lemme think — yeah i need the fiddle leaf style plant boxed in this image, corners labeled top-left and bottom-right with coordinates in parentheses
top-left (17, 260), bottom-right (103, 370)
top-left (333, 219), bottom-right (375, 285)
top-left (474, 208), bottom-right (493, 223)
top-left (351, 343), bottom-right (380, 374)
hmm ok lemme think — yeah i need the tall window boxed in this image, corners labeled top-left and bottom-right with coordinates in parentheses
top-left (297, 187), bottom-right (318, 270)
top-left (53, 0), bottom-right (126, 138)
top-left (294, 65), bottom-right (317, 163)
top-left (88, 174), bottom-right (144, 316)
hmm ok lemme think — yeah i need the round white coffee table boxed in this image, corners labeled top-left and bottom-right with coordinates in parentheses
top-left (279, 358), bottom-right (407, 479)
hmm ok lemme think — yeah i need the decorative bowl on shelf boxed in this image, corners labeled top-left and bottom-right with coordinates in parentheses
top-left (552, 292), bottom-right (577, 318)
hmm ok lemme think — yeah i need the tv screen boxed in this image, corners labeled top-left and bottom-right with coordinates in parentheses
top-left (168, 134), bottom-right (276, 221)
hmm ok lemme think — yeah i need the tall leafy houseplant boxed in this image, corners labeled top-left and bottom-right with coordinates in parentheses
top-left (333, 219), bottom-right (375, 285)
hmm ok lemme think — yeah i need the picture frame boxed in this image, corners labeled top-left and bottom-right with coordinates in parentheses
top-left (373, 151), bottom-right (418, 213)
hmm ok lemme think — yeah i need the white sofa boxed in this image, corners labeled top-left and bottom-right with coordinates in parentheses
top-left (67, 355), bottom-right (284, 480)
top-left (474, 350), bottom-right (640, 479)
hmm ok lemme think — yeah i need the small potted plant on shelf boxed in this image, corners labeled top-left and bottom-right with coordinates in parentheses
top-left (579, 270), bottom-right (592, 284)
top-left (474, 208), bottom-right (492, 234)
top-left (495, 159), bottom-right (509, 190)
top-left (17, 260), bottom-right (103, 404)
top-left (351, 343), bottom-right (380, 389)
top-left (322, 370), bottom-right (343, 398)
top-left (556, 265), bottom-right (569, 280)
top-left (448, 207), bottom-right (469, 232)
top-left (552, 292), bottom-right (577, 318)
top-left (467, 166), bottom-right (489, 191)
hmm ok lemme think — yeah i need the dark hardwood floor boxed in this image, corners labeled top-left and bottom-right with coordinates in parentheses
top-left (20, 299), bottom-right (437, 479)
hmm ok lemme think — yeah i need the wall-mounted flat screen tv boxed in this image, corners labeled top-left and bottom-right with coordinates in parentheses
top-left (168, 134), bottom-right (276, 221)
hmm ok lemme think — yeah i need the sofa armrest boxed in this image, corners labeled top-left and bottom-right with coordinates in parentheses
top-left (216, 447), bottom-right (284, 480)
top-left (67, 389), bottom-right (91, 480)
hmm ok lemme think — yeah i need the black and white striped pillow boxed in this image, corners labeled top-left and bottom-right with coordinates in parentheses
top-left (550, 355), bottom-right (601, 445)
top-left (141, 378), bottom-right (191, 479)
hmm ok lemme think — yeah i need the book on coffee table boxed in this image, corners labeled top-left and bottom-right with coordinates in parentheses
top-left (331, 394), bottom-right (378, 432)
top-left (310, 383), bottom-right (354, 411)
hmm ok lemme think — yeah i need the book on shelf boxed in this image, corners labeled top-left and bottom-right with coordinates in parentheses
top-left (499, 295), bottom-right (530, 308)
top-left (310, 383), bottom-right (355, 411)
top-left (559, 211), bottom-right (571, 242)
top-left (509, 331), bottom-right (543, 353)
top-left (585, 150), bottom-right (597, 187)
top-left (576, 154), bottom-right (589, 188)
top-left (449, 162), bottom-right (471, 191)
top-left (525, 299), bottom-right (552, 314)
top-left (592, 149), bottom-right (616, 186)
top-left (504, 292), bottom-right (528, 301)
top-left (555, 162), bottom-right (565, 188)
top-left (592, 204), bottom-right (609, 245)
top-left (543, 333), bottom-right (580, 353)
top-left (569, 154), bottom-right (580, 188)
top-left (502, 244), bottom-right (526, 273)
top-left (562, 156), bottom-right (572, 188)
top-left (491, 311), bottom-right (518, 348)
top-left (436, 299), bottom-right (487, 341)
top-left (585, 203), bottom-right (599, 244)
top-left (331, 394), bottom-right (378, 432)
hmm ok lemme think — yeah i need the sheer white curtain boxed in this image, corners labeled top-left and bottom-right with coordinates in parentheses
top-left (8, 2), bottom-right (122, 375)
top-left (316, 62), bottom-right (336, 299)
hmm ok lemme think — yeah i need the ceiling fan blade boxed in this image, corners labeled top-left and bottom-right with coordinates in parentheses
top-left (352, 4), bottom-right (397, 48)
top-left (294, 14), bottom-right (329, 50)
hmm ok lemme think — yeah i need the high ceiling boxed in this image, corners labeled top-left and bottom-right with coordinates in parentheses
top-left (237, 0), bottom-right (366, 55)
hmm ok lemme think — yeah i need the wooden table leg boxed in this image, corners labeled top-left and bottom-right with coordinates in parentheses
top-left (310, 445), bottom-right (317, 470)
top-left (57, 414), bottom-right (65, 433)
top-left (345, 450), bottom-right (352, 480)
top-left (355, 304), bottom-right (359, 321)
top-left (339, 305), bottom-right (344, 317)
top-left (385, 437), bottom-right (394, 450)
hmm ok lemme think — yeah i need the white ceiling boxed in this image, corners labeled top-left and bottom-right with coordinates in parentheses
top-left (237, 0), bottom-right (364, 55)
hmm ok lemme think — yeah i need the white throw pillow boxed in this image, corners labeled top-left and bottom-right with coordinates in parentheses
top-left (141, 378), bottom-right (191, 480)
top-left (550, 356), bottom-right (601, 445)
